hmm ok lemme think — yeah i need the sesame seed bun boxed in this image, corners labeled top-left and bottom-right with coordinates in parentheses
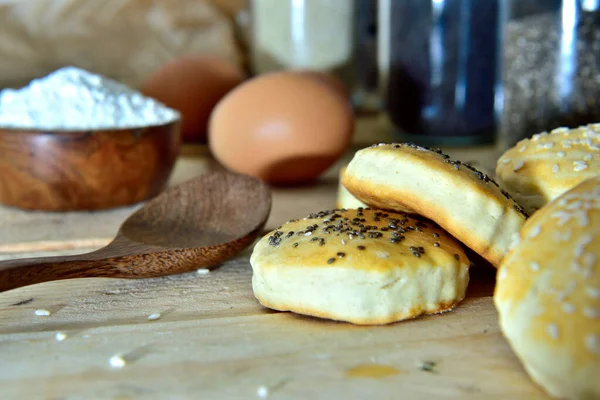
top-left (496, 124), bottom-right (600, 215)
top-left (494, 176), bottom-right (600, 399)
top-left (250, 208), bottom-right (470, 325)
top-left (341, 143), bottom-right (528, 267)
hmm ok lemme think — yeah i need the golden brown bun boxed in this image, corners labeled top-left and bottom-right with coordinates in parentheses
top-left (496, 124), bottom-right (600, 215)
top-left (341, 143), bottom-right (528, 267)
top-left (250, 208), bottom-right (470, 325)
top-left (494, 176), bottom-right (600, 399)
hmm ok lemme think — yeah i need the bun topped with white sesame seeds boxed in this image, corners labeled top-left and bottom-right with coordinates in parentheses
top-left (250, 208), bottom-right (470, 325)
top-left (341, 142), bottom-right (528, 268)
top-left (494, 176), bottom-right (600, 400)
top-left (496, 124), bottom-right (600, 215)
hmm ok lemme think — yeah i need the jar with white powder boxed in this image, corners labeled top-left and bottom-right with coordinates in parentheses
top-left (249, 0), bottom-right (360, 94)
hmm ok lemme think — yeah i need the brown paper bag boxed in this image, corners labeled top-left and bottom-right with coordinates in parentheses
top-left (0, 0), bottom-right (243, 90)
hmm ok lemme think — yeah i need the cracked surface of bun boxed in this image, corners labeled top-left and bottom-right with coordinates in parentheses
top-left (250, 208), bottom-right (470, 325)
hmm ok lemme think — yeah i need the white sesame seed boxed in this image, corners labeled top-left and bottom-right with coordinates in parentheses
top-left (574, 160), bottom-right (588, 172)
top-left (586, 334), bottom-right (600, 354)
top-left (55, 332), bottom-right (68, 341)
top-left (563, 140), bottom-right (573, 148)
top-left (196, 268), bottom-right (210, 275)
top-left (341, 239), bottom-right (346, 245)
top-left (34, 309), bottom-right (51, 316)
top-left (519, 145), bottom-right (527, 152)
top-left (538, 142), bottom-right (554, 150)
top-left (552, 164), bottom-right (559, 173)
top-left (547, 323), bottom-right (559, 340)
top-left (530, 261), bottom-right (540, 272)
top-left (557, 151), bottom-right (566, 157)
top-left (587, 287), bottom-right (600, 299)
top-left (375, 251), bottom-right (389, 259)
top-left (109, 354), bottom-right (126, 368)
top-left (528, 225), bottom-right (541, 238)
top-left (512, 159), bottom-right (525, 171)
top-left (583, 307), bottom-right (600, 319)
top-left (147, 313), bottom-right (161, 321)
top-left (108, 353), bottom-right (127, 368)
top-left (584, 153), bottom-right (593, 161)
top-left (561, 303), bottom-right (575, 314)
top-left (501, 158), bottom-right (511, 164)
top-left (257, 385), bottom-right (269, 398)
top-left (509, 232), bottom-right (521, 250)
top-left (305, 231), bottom-right (312, 236)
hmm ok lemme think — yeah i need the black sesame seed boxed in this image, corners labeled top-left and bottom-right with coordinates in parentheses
top-left (433, 233), bottom-right (440, 238)
top-left (292, 242), bottom-right (299, 248)
top-left (454, 254), bottom-right (460, 260)
top-left (327, 258), bottom-right (335, 264)
top-left (413, 252), bottom-right (421, 258)
top-left (337, 252), bottom-right (346, 258)
top-left (357, 245), bottom-right (366, 250)
top-left (319, 238), bottom-right (325, 246)
top-left (310, 237), bottom-right (319, 242)
top-left (434, 242), bottom-right (440, 247)
top-left (286, 231), bottom-right (294, 238)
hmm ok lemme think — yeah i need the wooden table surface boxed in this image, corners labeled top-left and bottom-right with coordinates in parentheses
top-left (0, 132), bottom-right (548, 399)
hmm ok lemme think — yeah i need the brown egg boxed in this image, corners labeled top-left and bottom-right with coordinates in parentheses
top-left (208, 71), bottom-right (354, 184)
top-left (141, 55), bottom-right (244, 143)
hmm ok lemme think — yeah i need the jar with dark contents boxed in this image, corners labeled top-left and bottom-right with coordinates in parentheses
top-left (378, 0), bottom-right (502, 146)
top-left (501, 0), bottom-right (600, 149)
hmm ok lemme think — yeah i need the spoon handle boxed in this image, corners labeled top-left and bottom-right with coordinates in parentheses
top-left (0, 254), bottom-right (109, 293)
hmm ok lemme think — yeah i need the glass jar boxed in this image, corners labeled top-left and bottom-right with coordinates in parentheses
top-left (501, 0), bottom-right (600, 148)
top-left (378, 0), bottom-right (503, 146)
top-left (250, 0), bottom-right (357, 80)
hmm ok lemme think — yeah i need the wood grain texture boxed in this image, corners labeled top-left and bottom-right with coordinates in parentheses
top-left (0, 138), bottom-right (520, 399)
top-left (0, 256), bottom-right (547, 399)
top-left (0, 171), bottom-right (272, 293)
top-left (0, 121), bottom-right (181, 211)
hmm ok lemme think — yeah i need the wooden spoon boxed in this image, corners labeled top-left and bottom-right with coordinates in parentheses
top-left (0, 170), bottom-right (272, 293)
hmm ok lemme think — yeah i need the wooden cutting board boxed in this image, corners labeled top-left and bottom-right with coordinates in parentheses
top-left (0, 139), bottom-right (547, 399)
top-left (0, 249), bottom-right (546, 399)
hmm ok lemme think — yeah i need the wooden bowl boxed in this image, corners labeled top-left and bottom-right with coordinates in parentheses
top-left (0, 121), bottom-right (181, 211)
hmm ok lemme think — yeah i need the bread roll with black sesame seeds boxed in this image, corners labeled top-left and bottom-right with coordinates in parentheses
top-left (496, 124), bottom-right (600, 215)
top-left (250, 208), bottom-right (470, 325)
top-left (341, 143), bottom-right (528, 268)
top-left (494, 176), bottom-right (600, 400)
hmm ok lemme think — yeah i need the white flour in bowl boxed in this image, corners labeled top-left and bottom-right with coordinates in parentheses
top-left (0, 66), bottom-right (180, 130)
